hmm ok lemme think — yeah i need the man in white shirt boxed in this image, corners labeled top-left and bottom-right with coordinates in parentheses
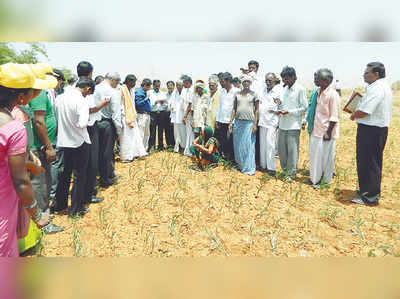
top-left (182, 75), bottom-right (195, 156)
top-left (215, 72), bottom-right (239, 161)
top-left (95, 72), bottom-right (122, 188)
top-left (171, 80), bottom-right (186, 153)
top-left (350, 62), bottom-right (392, 206)
top-left (276, 66), bottom-right (307, 182)
top-left (165, 80), bottom-right (176, 148)
top-left (53, 77), bottom-right (94, 218)
top-left (259, 73), bottom-right (283, 175)
top-left (148, 79), bottom-right (169, 151)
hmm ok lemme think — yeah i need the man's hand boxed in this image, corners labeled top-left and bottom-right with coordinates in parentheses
top-left (273, 111), bottom-right (281, 115)
top-left (323, 132), bottom-right (332, 141)
top-left (183, 116), bottom-right (187, 125)
top-left (228, 122), bottom-right (233, 133)
top-left (274, 98), bottom-right (281, 105)
top-left (280, 110), bottom-right (289, 115)
top-left (116, 135), bottom-right (121, 142)
top-left (215, 121), bottom-right (220, 129)
top-left (100, 98), bottom-right (111, 109)
top-left (252, 124), bottom-right (257, 135)
top-left (350, 113), bottom-right (355, 121)
top-left (45, 146), bottom-right (56, 163)
top-left (128, 122), bottom-right (134, 129)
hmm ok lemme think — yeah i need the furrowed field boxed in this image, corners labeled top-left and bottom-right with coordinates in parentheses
top-left (39, 90), bottom-right (400, 257)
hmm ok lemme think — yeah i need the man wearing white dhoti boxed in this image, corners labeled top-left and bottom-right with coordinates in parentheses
top-left (259, 73), bottom-right (282, 175)
top-left (307, 69), bottom-right (340, 189)
top-left (181, 75), bottom-right (195, 156)
top-left (171, 80), bottom-right (186, 153)
top-left (119, 75), bottom-right (147, 162)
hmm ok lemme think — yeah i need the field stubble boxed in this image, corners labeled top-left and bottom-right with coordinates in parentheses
top-left (42, 90), bottom-right (400, 257)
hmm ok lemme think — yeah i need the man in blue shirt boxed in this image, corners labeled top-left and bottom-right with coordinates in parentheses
top-left (135, 78), bottom-right (152, 150)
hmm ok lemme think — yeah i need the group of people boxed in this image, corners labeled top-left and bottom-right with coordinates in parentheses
top-left (0, 58), bottom-right (392, 257)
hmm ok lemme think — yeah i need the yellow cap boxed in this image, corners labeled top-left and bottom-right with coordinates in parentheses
top-left (29, 63), bottom-right (56, 79)
top-left (0, 63), bottom-right (35, 88)
top-left (27, 63), bottom-right (58, 89)
top-left (0, 63), bottom-right (57, 89)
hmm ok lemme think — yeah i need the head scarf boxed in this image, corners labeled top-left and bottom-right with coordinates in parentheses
top-left (208, 75), bottom-right (219, 84)
top-left (240, 74), bottom-right (253, 83)
top-left (203, 125), bottom-right (213, 143)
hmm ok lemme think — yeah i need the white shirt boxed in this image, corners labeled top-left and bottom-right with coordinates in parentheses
top-left (249, 72), bottom-right (265, 99)
top-left (279, 82), bottom-right (307, 130)
top-left (259, 84), bottom-right (283, 128)
top-left (172, 91), bottom-right (185, 124)
top-left (181, 87), bottom-right (194, 113)
top-left (87, 94), bottom-right (102, 126)
top-left (356, 78), bottom-right (392, 127)
top-left (192, 93), bottom-right (209, 128)
top-left (166, 90), bottom-right (175, 112)
top-left (149, 90), bottom-right (168, 112)
top-left (217, 86), bottom-right (240, 124)
top-left (55, 88), bottom-right (91, 148)
top-left (95, 81), bottom-right (122, 135)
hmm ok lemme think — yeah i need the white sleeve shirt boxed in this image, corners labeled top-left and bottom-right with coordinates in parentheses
top-left (259, 85), bottom-right (282, 128)
top-left (278, 83), bottom-right (308, 130)
top-left (216, 87), bottom-right (239, 124)
top-left (56, 88), bottom-right (91, 148)
top-left (356, 78), bottom-right (392, 127)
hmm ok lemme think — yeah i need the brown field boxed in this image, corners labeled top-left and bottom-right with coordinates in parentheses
top-left (40, 90), bottom-right (400, 257)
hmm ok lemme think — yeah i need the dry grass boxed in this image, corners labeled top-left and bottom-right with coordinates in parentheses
top-left (41, 90), bottom-right (400, 257)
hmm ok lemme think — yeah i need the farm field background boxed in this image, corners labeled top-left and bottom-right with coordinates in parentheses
top-left (39, 89), bottom-right (400, 257)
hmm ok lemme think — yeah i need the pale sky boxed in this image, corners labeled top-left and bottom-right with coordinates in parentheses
top-left (12, 42), bottom-right (400, 89)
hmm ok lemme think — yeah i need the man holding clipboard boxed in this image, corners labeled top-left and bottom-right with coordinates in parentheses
top-left (349, 62), bottom-right (392, 206)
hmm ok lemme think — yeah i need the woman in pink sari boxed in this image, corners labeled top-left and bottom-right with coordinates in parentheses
top-left (0, 63), bottom-right (53, 257)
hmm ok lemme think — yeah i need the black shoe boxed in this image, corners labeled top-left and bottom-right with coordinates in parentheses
top-left (90, 196), bottom-right (104, 204)
top-left (68, 207), bottom-right (90, 218)
top-left (50, 206), bottom-right (68, 215)
top-left (99, 181), bottom-right (114, 188)
top-left (351, 197), bottom-right (379, 206)
top-left (42, 223), bottom-right (65, 234)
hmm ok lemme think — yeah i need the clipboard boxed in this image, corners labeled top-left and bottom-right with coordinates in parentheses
top-left (343, 91), bottom-right (363, 114)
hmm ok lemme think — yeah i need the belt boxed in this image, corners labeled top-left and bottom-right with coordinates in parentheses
top-left (138, 112), bottom-right (150, 115)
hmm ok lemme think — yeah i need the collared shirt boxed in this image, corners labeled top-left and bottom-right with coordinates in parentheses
top-left (94, 80), bottom-right (122, 135)
top-left (259, 84), bottom-right (283, 128)
top-left (311, 84), bottom-right (340, 139)
top-left (181, 87), bottom-right (194, 113)
top-left (87, 94), bottom-right (102, 126)
top-left (279, 82), bottom-right (307, 130)
top-left (192, 93), bottom-right (209, 128)
top-left (249, 72), bottom-right (265, 99)
top-left (149, 89), bottom-right (168, 112)
top-left (356, 78), bottom-right (392, 127)
top-left (166, 90), bottom-right (175, 112)
top-left (171, 91), bottom-right (184, 124)
top-left (134, 87), bottom-right (151, 114)
top-left (216, 86), bottom-right (240, 124)
top-left (55, 88), bottom-right (91, 148)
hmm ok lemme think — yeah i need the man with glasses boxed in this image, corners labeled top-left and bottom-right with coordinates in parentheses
top-left (350, 62), bottom-right (392, 206)
top-left (95, 72), bottom-right (122, 188)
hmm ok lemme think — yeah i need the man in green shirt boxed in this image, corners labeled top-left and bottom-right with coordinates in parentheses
top-left (29, 89), bottom-right (64, 234)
